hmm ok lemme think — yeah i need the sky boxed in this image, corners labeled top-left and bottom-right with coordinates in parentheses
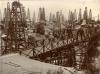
top-left (0, 0), bottom-right (100, 20)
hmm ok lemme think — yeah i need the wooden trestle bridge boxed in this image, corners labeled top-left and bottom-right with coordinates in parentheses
top-left (27, 26), bottom-right (100, 71)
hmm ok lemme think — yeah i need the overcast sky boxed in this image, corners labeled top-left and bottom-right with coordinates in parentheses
top-left (0, 0), bottom-right (100, 20)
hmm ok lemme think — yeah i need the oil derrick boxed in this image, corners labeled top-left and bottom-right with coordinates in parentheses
top-left (21, 6), bottom-right (27, 27)
top-left (73, 9), bottom-right (77, 22)
top-left (38, 7), bottom-right (46, 22)
top-left (27, 10), bottom-right (36, 51)
top-left (52, 14), bottom-right (56, 29)
top-left (3, 8), bottom-right (7, 31)
top-left (73, 9), bottom-right (77, 27)
top-left (0, 9), bottom-right (2, 27)
top-left (32, 11), bottom-right (36, 27)
top-left (0, 9), bottom-right (2, 22)
top-left (0, 8), bottom-right (4, 53)
top-left (56, 11), bottom-right (60, 23)
top-left (2, 2), bottom-right (10, 31)
top-left (1, 2), bottom-right (10, 32)
top-left (88, 9), bottom-right (92, 23)
top-left (42, 8), bottom-right (46, 21)
top-left (0, 10), bottom-right (2, 42)
top-left (70, 11), bottom-right (73, 24)
top-left (68, 10), bottom-right (71, 24)
top-left (52, 14), bottom-right (56, 22)
top-left (26, 8), bottom-right (33, 46)
top-left (36, 7), bottom-right (45, 35)
top-left (68, 10), bottom-right (75, 25)
top-left (56, 11), bottom-right (61, 29)
top-left (27, 8), bottom-right (32, 29)
top-left (1, 2), bottom-right (10, 54)
top-left (83, 7), bottom-right (88, 23)
top-left (78, 8), bottom-right (82, 23)
top-left (1, 1), bottom-right (27, 55)
top-left (5, 2), bottom-right (10, 32)
top-left (59, 11), bottom-right (65, 24)
top-left (27, 8), bottom-right (31, 22)
top-left (49, 12), bottom-right (52, 22)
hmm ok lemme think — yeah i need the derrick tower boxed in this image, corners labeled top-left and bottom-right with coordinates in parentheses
top-left (38, 7), bottom-right (46, 22)
top-left (1, 1), bottom-right (27, 55)
top-left (78, 8), bottom-right (82, 23)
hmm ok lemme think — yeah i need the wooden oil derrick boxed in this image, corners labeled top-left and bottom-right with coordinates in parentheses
top-left (68, 10), bottom-right (76, 28)
top-left (32, 11), bottom-right (36, 26)
top-left (21, 6), bottom-right (27, 27)
top-left (89, 9), bottom-right (92, 21)
top-left (1, 1), bottom-right (27, 55)
top-left (27, 8), bottom-right (32, 29)
top-left (1, 2), bottom-right (11, 54)
top-left (38, 7), bottom-right (46, 22)
top-left (49, 12), bottom-right (52, 22)
top-left (36, 8), bottom-right (46, 35)
top-left (0, 9), bottom-right (2, 22)
top-left (56, 11), bottom-right (61, 28)
top-left (83, 7), bottom-right (89, 24)
top-left (78, 8), bottom-right (82, 23)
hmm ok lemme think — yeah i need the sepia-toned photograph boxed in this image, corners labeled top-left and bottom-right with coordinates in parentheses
top-left (0, 0), bottom-right (100, 74)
